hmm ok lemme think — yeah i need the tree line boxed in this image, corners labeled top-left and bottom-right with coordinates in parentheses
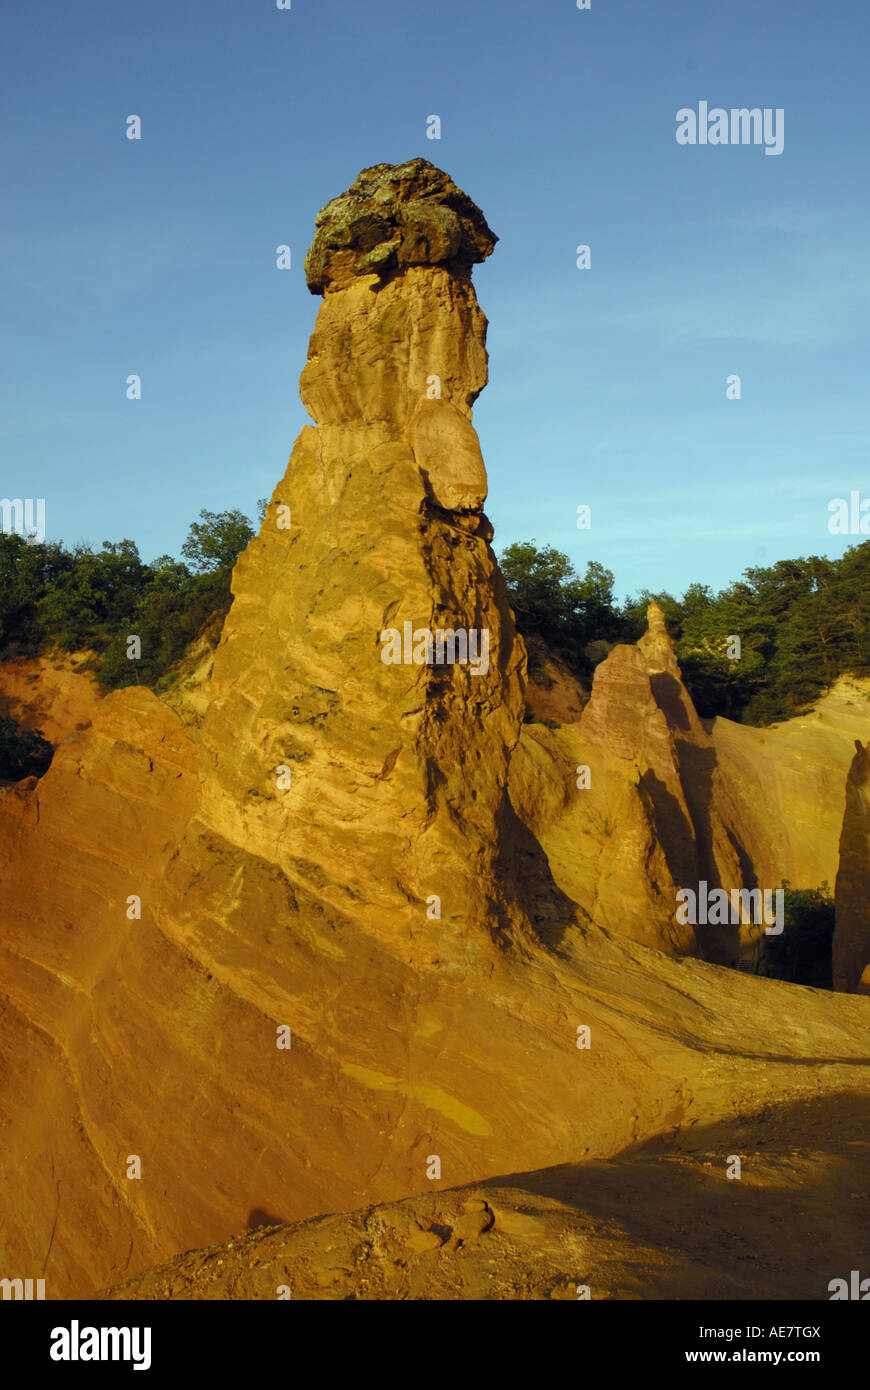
top-left (0, 518), bottom-right (867, 778)
top-left (498, 539), bottom-right (870, 724)
top-left (0, 507), bottom-right (262, 690)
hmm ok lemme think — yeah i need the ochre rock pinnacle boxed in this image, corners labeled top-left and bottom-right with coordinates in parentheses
top-left (199, 160), bottom-right (560, 962)
top-left (834, 738), bottom-right (870, 991)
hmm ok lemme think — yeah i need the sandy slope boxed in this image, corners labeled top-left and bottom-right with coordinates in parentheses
top-left (101, 1086), bottom-right (870, 1301)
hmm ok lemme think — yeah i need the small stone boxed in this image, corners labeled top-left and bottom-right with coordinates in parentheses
top-left (453, 1209), bottom-right (493, 1244)
top-left (405, 1227), bottom-right (445, 1254)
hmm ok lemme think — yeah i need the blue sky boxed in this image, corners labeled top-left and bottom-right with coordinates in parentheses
top-left (2, 0), bottom-right (867, 601)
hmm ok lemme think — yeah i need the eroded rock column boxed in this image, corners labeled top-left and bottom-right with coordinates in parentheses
top-left (199, 161), bottom-right (533, 965)
top-left (833, 739), bottom-right (870, 992)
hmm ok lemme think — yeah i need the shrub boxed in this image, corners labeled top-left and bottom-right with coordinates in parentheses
top-left (0, 717), bottom-right (53, 780)
top-left (755, 882), bottom-right (835, 988)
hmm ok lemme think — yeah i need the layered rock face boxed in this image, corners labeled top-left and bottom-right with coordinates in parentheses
top-left (709, 677), bottom-right (870, 893)
top-left (0, 653), bottom-right (100, 745)
top-left (833, 739), bottom-right (870, 992)
top-left (1, 162), bottom-right (870, 1304)
top-left (0, 690), bottom-right (198, 1293)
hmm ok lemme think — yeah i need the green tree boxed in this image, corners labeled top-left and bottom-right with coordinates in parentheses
top-left (499, 542), bottom-right (621, 671)
top-left (36, 540), bottom-right (148, 651)
top-left (0, 533), bottom-right (72, 657)
top-left (575, 560), bottom-right (619, 637)
top-left (180, 509), bottom-right (254, 574)
top-left (94, 569), bottom-right (233, 692)
top-left (756, 882), bottom-right (835, 988)
top-left (680, 582), bottom-right (714, 620)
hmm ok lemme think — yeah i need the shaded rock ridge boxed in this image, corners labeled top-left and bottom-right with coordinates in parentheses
top-left (304, 159), bottom-right (497, 295)
top-left (511, 601), bottom-right (761, 964)
top-left (511, 613), bottom-right (870, 970)
top-left (708, 677), bottom-right (870, 896)
top-left (200, 159), bottom-right (567, 960)
top-left (833, 739), bottom-right (870, 992)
